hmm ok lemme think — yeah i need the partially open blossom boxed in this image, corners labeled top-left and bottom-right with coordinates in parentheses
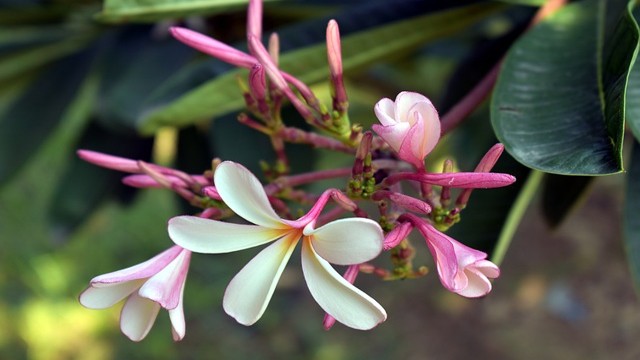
top-left (168, 161), bottom-right (386, 330)
top-left (372, 92), bottom-right (441, 170)
top-left (79, 246), bottom-right (191, 341)
top-left (401, 214), bottom-right (499, 297)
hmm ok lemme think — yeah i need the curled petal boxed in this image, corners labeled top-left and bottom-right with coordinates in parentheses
top-left (120, 293), bottom-right (161, 342)
top-left (371, 122), bottom-right (410, 152)
top-left (304, 218), bottom-right (383, 265)
top-left (215, 161), bottom-right (287, 229)
top-left (168, 216), bottom-right (286, 254)
top-left (138, 249), bottom-right (191, 309)
top-left (223, 233), bottom-right (299, 325)
top-left (383, 222), bottom-right (413, 251)
top-left (79, 279), bottom-right (145, 309)
top-left (168, 281), bottom-right (187, 341)
top-left (88, 246), bottom-right (183, 285)
top-left (394, 91), bottom-right (431, 120)
top-left (301, 239), bottom-right (386, 330)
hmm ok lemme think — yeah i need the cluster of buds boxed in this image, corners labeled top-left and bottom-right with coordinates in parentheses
top-left (77, 0), bottom-right (516, 341)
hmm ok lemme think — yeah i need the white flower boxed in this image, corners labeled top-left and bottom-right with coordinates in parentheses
top-left (168, 161), bottom-right (386, 330)
top-left (79, 246), bottom-right (191, 341)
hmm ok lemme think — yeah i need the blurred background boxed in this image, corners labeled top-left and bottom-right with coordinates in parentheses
top-left (1, 0), bottom-right (640, 359)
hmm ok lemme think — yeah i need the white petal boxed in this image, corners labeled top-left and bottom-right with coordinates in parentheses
top-left (120, 293), bottom-right (161, 342)
top-left (214, 162), bottom-right (287, 228)
top-left (223, 232), bottom-right (299, 325)
top-left (395, 91), bottom-right (430, 122)
top-left (79, 279), bottom-right (146, 309)
top-left (138, 249), bottom-right (190, 309)
top-left (169, 216), bottom-right (286, 253)
top-left (305, 218), bottom-right (383, 265)
top-left (455, 268), bottom-right (492, 298)
top-left (374, 98), bottom-right (397, 126)
top-left (301, 239), bottom-right (386, 330)
top-left (168, 278), bottom-right (187, 341)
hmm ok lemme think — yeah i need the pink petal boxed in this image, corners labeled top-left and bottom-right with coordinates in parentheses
top-left (372, 122), bottom-right (410, 153)
top-left (168, 281), bottom-right (187, 341)
top-left (138, 249), bottom-right (191, 310)
top-left (89, 246), bottom-right (183, 285)
top-left (454, 268), bottom-right (492, 298)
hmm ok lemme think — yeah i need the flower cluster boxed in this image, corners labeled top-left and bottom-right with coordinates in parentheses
top-left (77, 0), bottom-right (515, 341)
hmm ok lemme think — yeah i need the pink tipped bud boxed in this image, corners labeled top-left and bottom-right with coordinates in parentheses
top-left (202, 186), bottom-right (221, 200)
top-left (456, 143), bottom-right (506, 207)
top-left (249, 64), bottom-right (267, 102)
top-left (326, 20), bottom-right (343, 78)
top-left (170, 27), bottom-right (256, 68)
top-left (383, 221), bottom-right (413, 250)
top-left (138, 161), bottom-right (172, 188)
top-left (77, 150), bottom-right (140, 173)
top-left (200, 207), bottom-right (222, 219)
top-left (372, 190), bottom-right (432, 215)
top-left (268, 33), bottom-right (279, 65)
top-left (326, 20), bottom-right (347, 112)
top-left (475, 143), bottom-right (504, 172)
top-left (247, 0), bottom-right (263, 41)
top-left (330, 190), bottom-right (358, 211)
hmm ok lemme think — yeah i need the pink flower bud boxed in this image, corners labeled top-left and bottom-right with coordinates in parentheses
top-left (372, 92), bottom-right (441, 170)
top-left (170, 27), bottom-right (256, 69)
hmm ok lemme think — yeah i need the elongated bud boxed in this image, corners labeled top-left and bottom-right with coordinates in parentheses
top-left (353, 132), bottom-right (373, 177)
top-left (372, 190), bottom-right (431, 215)
top-left (456, 143), bottom-right (506, 207)
top-left (268, 33), bottom-right (279, 66)
top-left (247, 0), bottom-right (262, 41)
top-left (249, 64), bottom-right (266, 101)
top-left (138, 161), bottom-right (172, 188)
top-left (385, 171), bottom-right (515, 189)
top-left (170, 27), bottom-right (256, 68)
top-left (326, 20), bottom-right (347, 114)
top-left (202, 186), bottom-right (222, 200)
top-left (330, 190), bottom-right (358, 211)
top-left (440, 159), bottom-right (454, 205)
top-left (122, 174), bottom-right (210, 189)
top-left (200, 207), bottom-right (222, 219)
top-left (383, 221), bottom-right (413, 250)
top-left (77, 150), bottom-right (140, 173)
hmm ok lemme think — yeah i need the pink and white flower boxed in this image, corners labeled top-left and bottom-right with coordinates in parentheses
top-left (79, 246), bottom-right (191, 341)
top-left (168, 161), bottom-right (386, 330)
top-left (372, 91), bottom-right (441, 170)
top-left (402, 214), bottom-right (499, 297)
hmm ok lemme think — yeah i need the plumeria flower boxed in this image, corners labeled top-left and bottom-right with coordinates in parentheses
top-left (79, 246), bottom-right (191, 341)
top-left (168, 161), bottom-right (386, 330)
top-left (372, 91), bottom-right (441, 170)
top-left (401, 213), bottom-right (499, 297)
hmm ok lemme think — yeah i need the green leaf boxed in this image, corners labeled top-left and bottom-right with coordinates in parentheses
top-left (0, 32), bottom-right (96, 82)
top-left (0, 49), bottom-right (96, 185)
top-left (97, 27), bottom-right (195, 132)
top-left (96, 0), bottom-right (263, 23)
top-left (541, 174), bottom-right (593, 228)
top-left (625, 6), bottom-right (640, 141)
top-left (624, 140), bottom-right (640, 296)
top-left (139, 2), bottom-right (502, 134)
top-left (491, 0), bottom-right (639, 175)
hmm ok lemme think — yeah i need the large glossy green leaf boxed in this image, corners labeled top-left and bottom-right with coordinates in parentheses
top-left (97, 0), bottom-right (263, 23)
top-left (138, 2), bottom-right (501, 134)
top-left (624, 140), bottom-right (640, 296)
top-left (625, 7), bottom-right (640, 141)
top-left (491, 0), bottom-right (639, 175)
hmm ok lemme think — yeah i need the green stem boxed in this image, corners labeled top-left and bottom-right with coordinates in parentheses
top-left (491, 170), bottom-right (543, 266)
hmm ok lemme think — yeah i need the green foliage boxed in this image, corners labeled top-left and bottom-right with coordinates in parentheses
top-left (492, 0), bottom-right (638, 175)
